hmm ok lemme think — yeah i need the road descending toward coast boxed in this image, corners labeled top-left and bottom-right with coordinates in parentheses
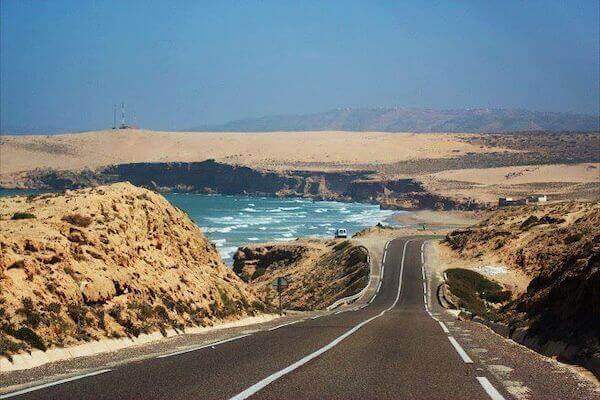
top-left (2, 238), bottom-right (593, 399)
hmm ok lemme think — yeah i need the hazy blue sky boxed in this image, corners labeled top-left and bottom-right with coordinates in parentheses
top-left (1, 1), bottom-right (599, 133)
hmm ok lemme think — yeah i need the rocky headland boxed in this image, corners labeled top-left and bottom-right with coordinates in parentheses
top-left (0, 160), bottom-right (480, 211)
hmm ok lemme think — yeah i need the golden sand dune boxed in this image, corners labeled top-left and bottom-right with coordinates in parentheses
top-left (0, 129), bottom-right (507, 174)
top-left (431, 163), bottom-right (600, 185)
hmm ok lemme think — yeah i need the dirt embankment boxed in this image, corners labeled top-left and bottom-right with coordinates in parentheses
top-left (0, 183), bottom-right (265, 359)
top-left (232, 240), bottom-right (369, 310)
top-left (441, 201), bottom-right (599, 374)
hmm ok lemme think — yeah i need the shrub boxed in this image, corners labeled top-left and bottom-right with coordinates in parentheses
top-left (445, 268), bottom-right (510, 320)
top-left (153, 305), bottom-right (169, 321)
top-left (67, 303), bottom-right (92, 332)
top-left (13, 326), bottom-right (46, 351)
top-left (217, 288), bottom-right (239, 317)
top-left (17, 298), bottom-right (42, 329)
top-left (0, 332), bottom-right (27, 358)
top-left (62, 213), bottom-right (92, 227)
top-left (564, 233), bottom-right (583, 244)
top-left (120, 319), bottom-right (141, 337)
top-left (251, 268), bottom-right (266, 280)
top-left (11, 212), bottom-right (36, 220)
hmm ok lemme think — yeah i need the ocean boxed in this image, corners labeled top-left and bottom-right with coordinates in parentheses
top-left (0, 189), bottom-right (398, 264)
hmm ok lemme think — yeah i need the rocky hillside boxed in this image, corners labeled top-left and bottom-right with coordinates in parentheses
top-left (0, 183), bottom-right (263, 358)
top-left (233, 240), bottom-right (369, 310)
top-left (443, 201), bottom-right (599, 373)
top-left (191, 107), bottom-right (599, 133)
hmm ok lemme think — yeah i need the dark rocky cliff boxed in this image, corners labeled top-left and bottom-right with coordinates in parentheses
top-left (1, 160), bottom-right (481, 211)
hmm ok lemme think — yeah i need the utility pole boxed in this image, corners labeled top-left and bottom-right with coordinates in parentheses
top-left (113, 105), bottom-right (117, 129)
top-left (121, 102), bottom-right (126, 128)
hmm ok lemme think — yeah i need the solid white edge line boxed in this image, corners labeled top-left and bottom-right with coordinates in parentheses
top-left (158, 334), bottom-right (250, 358)
top-left (0, 369), bottom-right (111, 399)
top-left (228, 240), bottom-right (411, 400)
top-left (438, 320), bottom-right (450, 334)
top-left (448, 336), bottom-right (473, 363)
top-left (476, 377), bottom-right (506, 400)
top-left (268, 321), bottom-right (298, 332)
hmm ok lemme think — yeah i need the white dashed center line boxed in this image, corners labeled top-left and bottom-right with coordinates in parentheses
top-left (448, 336), bottom-right (473, 363)
top-left (476, 377), bottom-right (506, 400)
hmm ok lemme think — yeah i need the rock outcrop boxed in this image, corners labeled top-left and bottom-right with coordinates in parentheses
top-left (233, 240), bottom-right (369, 310)
top-left (0, 160), bottom-right (483, 211)
top-left (0, 183), bottom-right (263, 358)
top-left (443, 201), bottom-right (599, 375)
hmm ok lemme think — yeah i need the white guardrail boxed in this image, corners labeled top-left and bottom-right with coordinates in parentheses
top-left (326, 241), bottom-right (390, 310)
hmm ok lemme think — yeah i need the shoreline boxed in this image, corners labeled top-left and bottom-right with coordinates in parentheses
top-left (0, 188), bottom-right (401, 266)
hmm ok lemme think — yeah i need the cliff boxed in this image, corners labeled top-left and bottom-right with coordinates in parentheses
top-left (233, 240), bottom-right (369, 310)
top-left (443, 201), bottom-right (599, 374)
top-left (0, 160), bottom-right (482, 211)
top-left (0, 183), bottom-right (263, 358)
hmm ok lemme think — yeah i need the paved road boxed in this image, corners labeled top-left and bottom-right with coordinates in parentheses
top-left (1, 238), bottom-right (513, 399)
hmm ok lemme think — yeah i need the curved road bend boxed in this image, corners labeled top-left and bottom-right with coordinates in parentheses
top-left (2, 238), bottom-right (510, 400)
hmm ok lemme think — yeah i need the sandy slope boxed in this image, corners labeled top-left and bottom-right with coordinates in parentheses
top-left (233, 239), bottom-right (369, 310)
top-left (0, 183), bottom-right (262, 357)
top-left (0, 129), bottom-right (507, 174)
top-left (440, 201), bottom-right (599, 375)
top-left (431, 163), bottom-right (600, 184)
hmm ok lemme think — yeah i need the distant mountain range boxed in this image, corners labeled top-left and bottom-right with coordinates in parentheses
top-left (190, 107), bottom-right (599, 133)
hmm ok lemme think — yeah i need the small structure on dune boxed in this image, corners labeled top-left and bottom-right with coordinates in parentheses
top-left (499, 195), bottom-right (548, 207)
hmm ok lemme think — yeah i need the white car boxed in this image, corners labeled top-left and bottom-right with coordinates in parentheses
top-left (334, 228), bottom-right (348, 238)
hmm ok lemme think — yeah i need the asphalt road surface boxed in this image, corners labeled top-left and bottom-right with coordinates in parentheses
top-left (0, 238), bottom-right (516, 399)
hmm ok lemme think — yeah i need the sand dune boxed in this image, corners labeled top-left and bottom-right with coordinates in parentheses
top-left (0, 129), bottom-right (507, 174)
top-left (431, 163), bottom-right (600, 184)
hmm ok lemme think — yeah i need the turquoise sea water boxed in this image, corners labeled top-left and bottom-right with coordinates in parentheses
top-left (0, 189), bottom-right (398, 264)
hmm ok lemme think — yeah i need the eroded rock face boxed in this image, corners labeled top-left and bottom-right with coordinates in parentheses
top-left (0, 182), bottom-right (262, 356)
top-left (0, 160), bottom-right (484, 211)
top-left (233, 240), bottom-right (369, 311)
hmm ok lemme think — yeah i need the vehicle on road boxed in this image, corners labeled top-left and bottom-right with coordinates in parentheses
top-left (334, 228), bottom-right (348, 238)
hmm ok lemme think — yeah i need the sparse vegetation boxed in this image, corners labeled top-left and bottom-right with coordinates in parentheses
top-left (0, 332), bottom-right (27, 359)
top-left (11, 212), bottom-right (36, 220)
top-left (13, 326), bottom-right (47, 351)
top-left (445, 268), bottom-right (510, 320)
top-left (217, 288), bottom-right (238, 317)
top-left (17, 298), bottom-right (42, 329)
top-left (0, 183), bottom-right (259, 357)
